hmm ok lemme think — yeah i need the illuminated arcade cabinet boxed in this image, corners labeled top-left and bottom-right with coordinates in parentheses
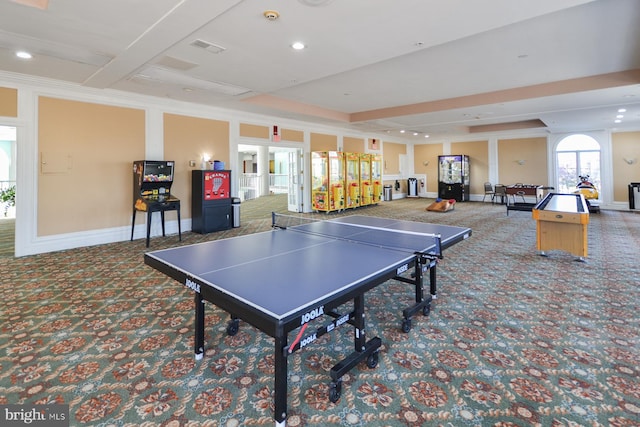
top-left (191, 169), bottom-right (233, 233)
top-left (131, 160), bottom-right (181, 247)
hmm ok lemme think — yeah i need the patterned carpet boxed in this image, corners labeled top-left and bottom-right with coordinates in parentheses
top-left (0, 217), bottom-right (14, 257)
top-left (1, 197), bottom-right (639, 427)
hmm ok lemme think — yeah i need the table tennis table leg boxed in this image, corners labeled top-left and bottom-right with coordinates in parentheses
top-left (397, 255), bottom-right (437, 332)
top-left (328, 295), bottom-right (381, 402)
top-left (273, 333), bottom-right (288, 426)
top-left (429, 262), bottom-right (437, 299)
top-left (194, 293), bottom-right (205, 360)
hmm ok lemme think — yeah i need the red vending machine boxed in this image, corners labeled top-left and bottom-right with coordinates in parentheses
top-left (192, 170), bottom-right (232, 233)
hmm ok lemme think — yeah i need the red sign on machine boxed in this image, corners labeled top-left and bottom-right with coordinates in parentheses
top-left (203, 171), bottom-right (230, 200)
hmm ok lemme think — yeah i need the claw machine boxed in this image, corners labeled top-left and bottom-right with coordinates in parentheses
top-left (311, 151), bottom-right (344, 212)
top-left (345, 152), bottom-right (360, 209)
top-left (438, 155), bottom-right (470, 201)
top-left (359, 154), bottom-right (373, 206)
top-left (371, 154), bottom-right (383, 203)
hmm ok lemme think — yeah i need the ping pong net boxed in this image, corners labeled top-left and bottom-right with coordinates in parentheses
top-left (271, 212), bottom-right (442, 258)
top-left (271, 212), bottom-right (319, 229)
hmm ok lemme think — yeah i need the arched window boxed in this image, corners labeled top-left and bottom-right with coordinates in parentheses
top-left (555, 134), bottom-right (600, 196)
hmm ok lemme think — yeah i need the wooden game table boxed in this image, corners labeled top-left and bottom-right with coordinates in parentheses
top-left (532, 193), bottom-right (589, 260)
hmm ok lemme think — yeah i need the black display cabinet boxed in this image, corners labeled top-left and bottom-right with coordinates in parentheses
top-left (131, 160), bottom-right (181, 247)
top-left (438, 155), bottom-right (470, 202)
top-left (192, 170), bottom-right (232, 234)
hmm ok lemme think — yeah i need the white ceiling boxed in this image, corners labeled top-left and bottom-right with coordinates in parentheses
top-left (1, 0), bottom-right (640, 140)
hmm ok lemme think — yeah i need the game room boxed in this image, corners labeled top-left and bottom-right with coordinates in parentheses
top-left (1, 1), bottom-right (639, 426)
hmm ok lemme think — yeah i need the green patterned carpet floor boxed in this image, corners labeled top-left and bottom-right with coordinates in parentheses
top-left (1, 198), bottom-right (639, 426)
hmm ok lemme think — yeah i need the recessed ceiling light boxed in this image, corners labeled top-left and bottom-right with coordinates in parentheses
top-left (618, 108), bottom-right (627, 113)
top-left (263, 10), bottom-right (280, 20)
top-left (292, 42), bottom-right (305, 50)
top-left (16, 51), bottom-right (32, 59)
top-left (400, 130), bottom-right (405, 133)
top-left (616, 114), bottom-right (624, 119)
top-left (424, 135), bottom-right (430, 138)
top-left (614, 119), bottom-right (622, 123)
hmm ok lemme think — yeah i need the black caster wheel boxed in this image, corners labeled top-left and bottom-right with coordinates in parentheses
top-left (329, 380), bottom-right (342, 403)
top-left (401, 318), bottom-right (412, 333)
top-left (226, 319), bottom-right (239, 336)
top-left (422, 305), bottom-right (431, 316)
top-left (367, 351), bottom-right (379, 369)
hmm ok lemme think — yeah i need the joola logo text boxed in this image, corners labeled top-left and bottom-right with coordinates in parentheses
top-left (299, 333), bottom-right (317, 348)
top-left (301, 306), bottom-right (324, 325)
top-left (397, 264), bottom-right (409, 275)
top-left (185, 278), bottom-right (200, 293)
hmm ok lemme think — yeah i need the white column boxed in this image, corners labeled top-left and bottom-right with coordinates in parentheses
top-left (257, 145), bottom-right (270, 197)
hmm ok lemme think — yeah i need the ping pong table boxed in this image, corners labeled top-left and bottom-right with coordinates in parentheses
top-left (144, 214), bottom-right (471, 426)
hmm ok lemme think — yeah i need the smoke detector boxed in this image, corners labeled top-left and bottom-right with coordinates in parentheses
top-left (263, 10), bottom-right (280, 20)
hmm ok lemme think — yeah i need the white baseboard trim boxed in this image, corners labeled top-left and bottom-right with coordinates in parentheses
top-left (17, 219), bottom-right (188, 257)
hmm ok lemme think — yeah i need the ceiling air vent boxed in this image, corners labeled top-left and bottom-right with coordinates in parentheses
top-left (190, 39), bottom-right (226, 54)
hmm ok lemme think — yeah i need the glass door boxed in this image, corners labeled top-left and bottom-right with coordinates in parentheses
top-left (287, 149), bottom-right (302, 212)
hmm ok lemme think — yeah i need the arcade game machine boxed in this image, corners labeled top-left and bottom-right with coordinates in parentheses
top-left (371, 154), bottom-right (383, 204)
top-left (438, 155), bottom-right (470, 202)
top-left (574, 175), bottom-right (600, 213)
top-left (192, 169), bottom-right (233, 233)
top-left (131, 160), bottom-right (181, 247)
top-left (345, 152), bottom-right (360, 209)
top-left (311, 151), bottom-right (344, 213)
top-left (359, 153), bottom-right (373, 206)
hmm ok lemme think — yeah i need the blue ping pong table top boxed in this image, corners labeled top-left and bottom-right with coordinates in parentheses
top-left (145, 215), bottom-right (471, 321)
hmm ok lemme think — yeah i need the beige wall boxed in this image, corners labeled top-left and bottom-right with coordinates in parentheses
top-left (282, 128), bottom-right (304, 142)
top-left (382, 141), bottom-right (406, 175)
top-left (38, 97), bottom-right (145, 236)
top-left (382, 141), bottom-right (407, 192)
top-left (451, 140), bottom-right (488, 195)
top-left (310, 132), bottom-right (337, 152)
top-left (612, 131), bottom-right (640, 202)
top-left (0, 87), bottom-right (17, 117)
top-left (13, 87), bottom-right (640, 250)
top-left (164, 113), bottom-right (230, 220)
top-left (497, 137), bottom-right (549, 186)
top-left (414, 143), bottom-right (443, 193)
top-left (239, 123), bottom-right (269, 139)
top-left (239, 123), bottom-right (304, 143)
top-left (343, 136), bottom-right (364, 153)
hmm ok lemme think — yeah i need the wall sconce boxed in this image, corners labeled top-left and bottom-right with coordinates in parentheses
top-left (201, 154), bottom-right (211, 169)
top-left (623, 157), bottom-right (637, 165)
top-left (515, 159), bottom-right (526, 166)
